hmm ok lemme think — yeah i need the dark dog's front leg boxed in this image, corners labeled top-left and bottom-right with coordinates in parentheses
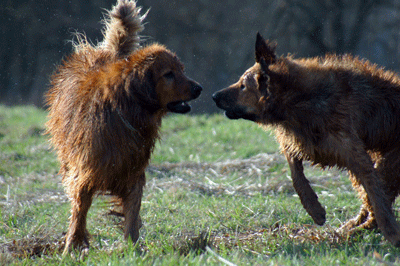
top-left (283, 150), bottom-right (326, 225)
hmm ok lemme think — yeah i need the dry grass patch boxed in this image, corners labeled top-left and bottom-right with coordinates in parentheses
top-left (148, 152), bottom-right (349, 197)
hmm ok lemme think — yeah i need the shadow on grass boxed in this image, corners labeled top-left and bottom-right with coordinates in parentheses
top-left (1, 221), bottom-right (396, 265)
top-left (0, 233), bottom-right (64, 259)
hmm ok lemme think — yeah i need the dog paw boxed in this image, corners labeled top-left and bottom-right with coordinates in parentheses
top-left (311, 209), bottom-right (326, 226)
top-left (303, 200), bottom-right (326, 225)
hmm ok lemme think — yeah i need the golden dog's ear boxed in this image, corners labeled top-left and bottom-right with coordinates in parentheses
top-left (127, 71), bottom-right (160, 112)
top-left (255, 32), bottom-right (276, 64)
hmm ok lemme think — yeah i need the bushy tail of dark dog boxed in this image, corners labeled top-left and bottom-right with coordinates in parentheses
top-left (101, 0), bottom-right (147, 58)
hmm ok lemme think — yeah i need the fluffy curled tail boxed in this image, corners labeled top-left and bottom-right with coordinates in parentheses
top-left (101, 0), bottom-right (148, 58)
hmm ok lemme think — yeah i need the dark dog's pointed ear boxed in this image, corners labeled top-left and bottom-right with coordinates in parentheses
top-left (259, 57), bottom-right (269, 75)
top-left (255, 32), bottom-right (276, 64)
top-left (258, 57), bottom-right (271, 95)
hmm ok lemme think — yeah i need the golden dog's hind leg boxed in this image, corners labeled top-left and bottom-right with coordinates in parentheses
top-left (122, 173), bottom-right (145, 244)
top-left (63, 187), bottom-right (94, 255)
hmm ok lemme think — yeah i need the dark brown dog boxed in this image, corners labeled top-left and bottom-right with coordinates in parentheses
top-left (45, 0), bottom-right (201, 254)
top-left (213, 33), bottom-right (400, 246)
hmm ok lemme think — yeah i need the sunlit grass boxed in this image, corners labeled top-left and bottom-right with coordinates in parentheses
top-left (153, 113), bottom-right (279, 163)
top-left (1, 105), bottom-right (400, 265)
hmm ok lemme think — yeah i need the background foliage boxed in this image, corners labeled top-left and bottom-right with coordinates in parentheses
top-left (2, 0), bottom-right (400, 112)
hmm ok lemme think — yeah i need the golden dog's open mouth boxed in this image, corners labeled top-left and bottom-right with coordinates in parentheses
top-left (167, 101), bottom-right (191, 113)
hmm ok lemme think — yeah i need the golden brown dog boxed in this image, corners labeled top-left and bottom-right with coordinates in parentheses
top-left (46, 0), bottom-right (201, 253)
top-left (213, 33), bottom-right (400, 246)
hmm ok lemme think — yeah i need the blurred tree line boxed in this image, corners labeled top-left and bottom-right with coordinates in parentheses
top-left (2, 0), bottom-right (400, 113)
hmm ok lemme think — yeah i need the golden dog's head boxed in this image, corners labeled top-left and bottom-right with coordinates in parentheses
top-left (143, 45), bottom-right (202, 114)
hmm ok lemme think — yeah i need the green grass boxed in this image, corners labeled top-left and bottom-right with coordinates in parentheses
top-left (1, 105), bottom-right (400, 265)
top-left (153, 114), bottom-right (278, 163)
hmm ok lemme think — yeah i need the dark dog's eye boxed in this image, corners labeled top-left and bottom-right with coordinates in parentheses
top-left (240, 84), bottom-right (246, 90)
top-left (164, 71), bottom-right (174, 79)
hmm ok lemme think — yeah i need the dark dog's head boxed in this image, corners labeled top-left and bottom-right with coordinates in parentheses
top-left (213, 33), bottom-right (280, 123)
top-left (146, 45), bottom-right (202, 114)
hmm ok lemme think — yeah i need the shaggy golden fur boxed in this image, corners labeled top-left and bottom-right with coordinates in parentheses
top-left (46, 0), bottom-right (201, 254)
top-left (213, 33), bottom-right (400, 246)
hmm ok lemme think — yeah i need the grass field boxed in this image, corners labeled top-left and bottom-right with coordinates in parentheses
top-left (1, 105), bottom-right (400, 265)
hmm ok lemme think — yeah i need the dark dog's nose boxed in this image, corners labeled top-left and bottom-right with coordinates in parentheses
top-left (212, 91), bottom-right (225, 109)
top-left (212, 92), bottom-right (220, 102)
top-left (191, 83), bottom-right (202, 99)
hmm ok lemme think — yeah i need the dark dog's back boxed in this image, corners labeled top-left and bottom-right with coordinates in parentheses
top-left (271, 55), bottom-right (400, 165)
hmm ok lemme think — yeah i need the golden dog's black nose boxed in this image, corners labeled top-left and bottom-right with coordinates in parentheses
top-left (191, 83), bottom-right (202, 99)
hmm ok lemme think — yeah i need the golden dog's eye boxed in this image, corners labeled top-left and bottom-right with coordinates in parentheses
top-left (164, 71), bottom-right (174, 79)
top-left (240, 84), bottom-right (245, 90)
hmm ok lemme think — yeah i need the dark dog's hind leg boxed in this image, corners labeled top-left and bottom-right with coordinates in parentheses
top-left (345, 140), bottom-right (400, 247)
top-left (344, 149), bottom-right (400, 233)
top-left (284, 150), bottom-right (326, 225)
top-left (341, 172), bottom-right (377, 231)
